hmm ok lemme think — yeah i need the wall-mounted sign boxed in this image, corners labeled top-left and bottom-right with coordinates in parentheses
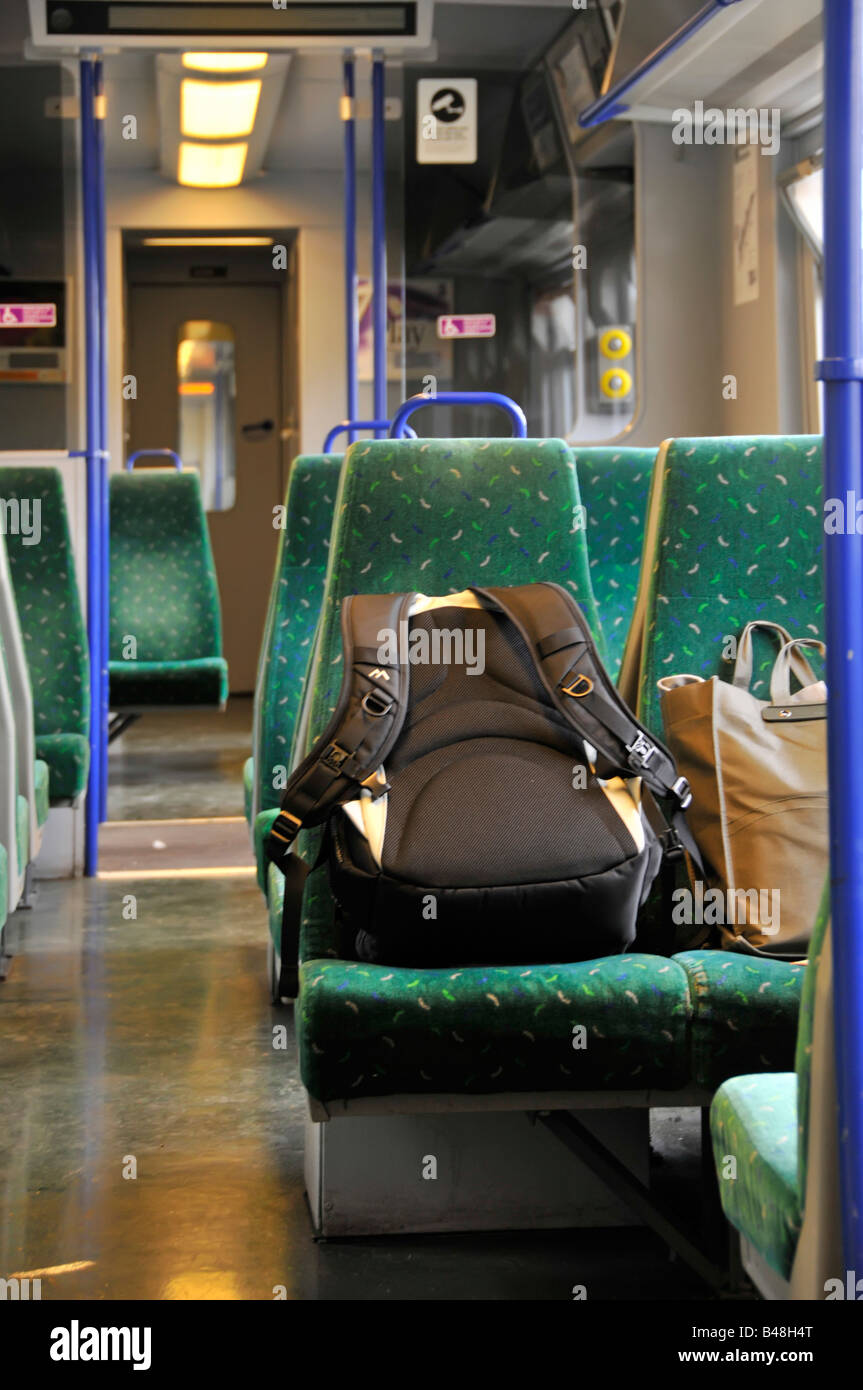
top-left (437, 314), bottom-right (496, 340)
top-left (416, 78), bottom-right (477, 165)
top-left (0, 303), bottom-right (57, 327)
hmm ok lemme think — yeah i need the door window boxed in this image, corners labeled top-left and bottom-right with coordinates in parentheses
top-left (177, 320), bottom-right (236, 510)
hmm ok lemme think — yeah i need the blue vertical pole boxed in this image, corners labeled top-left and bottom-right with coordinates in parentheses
top-left (80, 57), bottom-right (103, 876)
top-left (95, 57), bottom-right (110, 824)
top-left (343, 54), bottom-right (359, 445)
top-left (371, 52), bottom-right (387, 437)
top-left (819, 0), bottom-right (863, 1275)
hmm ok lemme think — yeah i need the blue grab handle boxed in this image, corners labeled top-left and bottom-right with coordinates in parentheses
top-left (125, 449), bottom-right (183, 471)
top-left (323, 420), bottom-right (417, 453)
top-left (389, 392), bottom-right (528, 439)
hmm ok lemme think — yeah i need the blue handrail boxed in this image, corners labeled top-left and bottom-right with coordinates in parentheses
top-left (125, 449), bottom-right (184, 472)
top-left (323, 420), bottom-right (416, 453)
top-left (818, 0), bottom-right (863, 1278)
top-left (579, 0), bottom-right (745, 129)
top-left (371, 54), bottom-right (388, 438)
top-left (343, 55), bottom-right (359, 445)
top-left (80, 57), bottom-right (103, 877)
top-left (389, 392), bottom-right (528, 439)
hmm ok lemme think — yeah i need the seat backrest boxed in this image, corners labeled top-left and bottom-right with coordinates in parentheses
top-left (0, 531), bottom-right (39, 850)
top-left (291, 436), bottom-right (601, 959)
top-left (621, 436), bottom-right (824, 737)
top-left (575, 445), bottom-right (656, 679)
top-left (253, 454), bottom-right (341, 818)
top-left (0, 466), bottom-right (89, 743)
top-left (109, 470), bottom-right (223, 663)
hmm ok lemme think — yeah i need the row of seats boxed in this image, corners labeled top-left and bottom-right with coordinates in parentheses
top-left (247, 432), bottom-right (823, 1095)
top-left (0, 467), bottom-right (90, 940)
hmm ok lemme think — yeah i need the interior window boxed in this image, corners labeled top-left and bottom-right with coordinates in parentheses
top-left (176, 319), bottom-right (237, 511)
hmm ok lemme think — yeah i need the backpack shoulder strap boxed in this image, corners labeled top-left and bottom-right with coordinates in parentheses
top-left (266, 590), bottom-right (415, 872)
top-left (471, 582), bottom-right (693, 817)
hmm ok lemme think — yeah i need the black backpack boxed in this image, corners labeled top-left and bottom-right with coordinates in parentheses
top-left (267, 583), bottom-right (696, 994)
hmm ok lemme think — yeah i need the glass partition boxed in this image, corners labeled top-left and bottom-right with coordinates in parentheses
top-left (176, 319), bottom-right (236, 510)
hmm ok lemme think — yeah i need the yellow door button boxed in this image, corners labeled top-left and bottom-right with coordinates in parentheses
top-left (599, 328), bottom-right (632, 360)
top-left (600, 367), bottom-right (633, 399)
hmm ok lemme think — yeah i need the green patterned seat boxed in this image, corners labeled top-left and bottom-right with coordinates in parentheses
top-left (626, 435), bottom-right (824, 740)
top-left (0, 467), bottom-right (90, 800)
top-left (248, 455), bottom-right (341, 889)
top-left (34, 758), bottom-right (49, 826)
top-left (576, 446), bottom-right (655, 680)
top-left (620, 437), bottom-right (825, 1081)
top-left (109, 470), bottom-right (227, 708)
top-left (271, 436), bottom-right (697, 1103)
top-left (673, 950), bottom-right (806, 1089)
top-left (709, 888), bottom-right (831, 1280)
top-left (710, 1072), bottom-right (801, 1279)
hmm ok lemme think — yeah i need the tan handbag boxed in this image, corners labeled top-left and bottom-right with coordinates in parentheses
top-left (657, 621), bottom-right (827, 958)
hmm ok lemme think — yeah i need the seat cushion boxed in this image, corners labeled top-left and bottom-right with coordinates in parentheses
top-left (297, 953), bottom-right (691, 1103)
top-left (34, 758), bottom-right (50, 826)
top-left (109, 657), bottom-right (228, 708)
top-left (674, 950), bottom-right (806, 1089)
top-left (36, 732), bottom-right (90, 801)
top-left (710, 1072), bottom-right (801, 1279)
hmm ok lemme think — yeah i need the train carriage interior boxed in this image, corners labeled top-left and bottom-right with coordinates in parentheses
top-left (0, 0), bottom-right (862, 1340)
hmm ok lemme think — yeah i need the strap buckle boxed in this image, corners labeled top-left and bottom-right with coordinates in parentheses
top-left (267, 810), bottom-right (302, 867)
top-left (361, 688), bottom-right (394, 717)
top-left (561, 673), bottom-right (594, 699)
top-left (671, 775), bottom-right (692, 811)
top-left (626, 731), bottom-right (657, 769)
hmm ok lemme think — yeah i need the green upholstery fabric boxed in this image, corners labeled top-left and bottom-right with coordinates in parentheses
top-left (0, 467), bottom-right (90, 801)
top-left (109, 471), bottom-right (226, 706)
top-left (795, 881), bottom-right (831, 1198)
top-left (108, 657), bottom-right (227, 707)
top-left (299, 954), bottom-right (691, 1103)
top-left (34, 758), bottom-right (49, 827)
top-left (636, 437), bottom-right (824, 739)
top-left (255, 808), bottom-right (279, 894)
top-left (673, 951), bottom-right (806, 1090)
top-left (252, 455), bottom-right (341, 826)
top-left (35, 733), bottom-right (90, 802)
top-left (711, 1072), bottom-right (800, 1279)
top-left (576, 446), bottom-right (655, 679)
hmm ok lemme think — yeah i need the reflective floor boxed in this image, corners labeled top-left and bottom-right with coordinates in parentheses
top-left (0, 700), bottom-right (712, 1301)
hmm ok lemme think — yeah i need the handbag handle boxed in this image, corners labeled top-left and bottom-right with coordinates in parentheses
top-left (770, 638), bottom-right (826, 704)
top-left (732, 621), bottom-right (814, 692)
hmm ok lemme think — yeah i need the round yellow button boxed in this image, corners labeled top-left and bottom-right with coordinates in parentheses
top-left (599, 328), bottom-right (632, 360)
top-left (600, 367), bottom-right (633, 399)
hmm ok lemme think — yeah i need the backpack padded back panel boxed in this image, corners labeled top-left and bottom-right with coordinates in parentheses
top-left (289, 438), bottom-right (604, 963)
top-left (333, 602), bottom-right (650, 968)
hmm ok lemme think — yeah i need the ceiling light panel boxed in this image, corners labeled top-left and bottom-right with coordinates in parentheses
top-left (181, 78), bottom-right (262, 139)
